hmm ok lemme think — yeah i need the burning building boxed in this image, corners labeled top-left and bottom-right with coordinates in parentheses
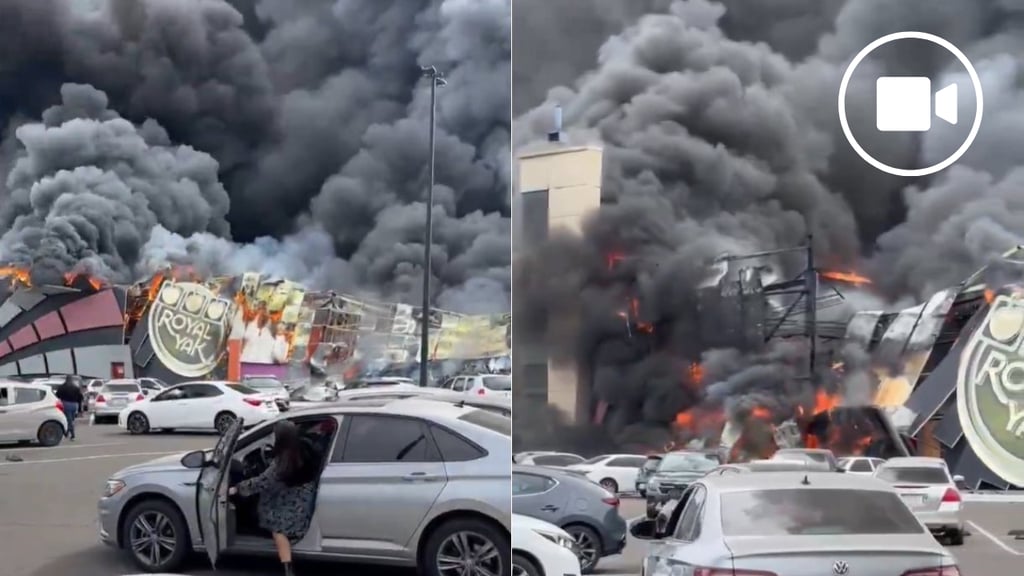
top-left (0, 267), bottom-right (510, 385)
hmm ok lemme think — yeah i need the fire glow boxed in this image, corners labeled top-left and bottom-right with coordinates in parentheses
top-left (821, 270), bottom-right (872, 286)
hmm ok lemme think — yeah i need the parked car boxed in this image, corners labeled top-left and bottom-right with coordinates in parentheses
top-left (439, 374), bottom-right (512, 399)
top-left (705, 459), bottom-right (818, 476)
top-left (630, 472), bottom-right (958, 576)
top-left (645, 450), bottom-right (720, 518)
top-left (92, 380), bottom-right (146, 424)
top-left (566, 454), bottom-right (647, 494)
top-left (838, 455), bottom-right (887, 475)
top-left (342, 376), bottom-right (416, 390)
top-left (512, 464), bottom-right (626, 574)
top-left (117, 381), bottom-right (279, 434)
top-left (770, 448), bottom-right (840, 471)
top-left (514, 451), bottom-right (586, 468)
top-left (98, 397), bottom-right (511, 574)
top-left (0, 382), bottom-right (67, 446)
top-left (241, 375), bottom-right (291, 411)
top-left (513, 513), bottom-right (581, 576)
top-left (874, 456), bottom-right (966, 545)
top-left (635, 455), bottom-right (663, 497)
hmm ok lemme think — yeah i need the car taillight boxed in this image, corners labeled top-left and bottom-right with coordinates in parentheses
top-left (55, 400), bottom-right (64, 411)
top-left (243, 397), bottom-right (263, 407)
top-left (135, 394), bottom-right (144, 401)
top-left (601, 496), bottom-right (620, 507)
top-left (902, 566), bottom-right (961, 576)
top-left (96, 395), bottom-right (106, 403)
top-left (941, 488), bottom-right (961, 503)
top-left (694, 569), bottom-right (777, 576)
top-left (477, 388), bottom-right (486, 395)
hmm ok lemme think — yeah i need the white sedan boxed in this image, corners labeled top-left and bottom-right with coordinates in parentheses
top-left (566, 454), bottom-right (648, 494)
top-left (513, 513), bottom-right (581, 576)
top-left (118, 380), bottom-right (278, 435)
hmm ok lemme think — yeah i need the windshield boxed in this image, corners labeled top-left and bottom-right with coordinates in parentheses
top-left (244, 377), bottom-right (284, 389)
top-left (876, 466), bottom-right (950, 484)
top-left (482, 375), bottom-right (511, 391)
top-left (722, 488), bottom-right (926, 536)
top-left (458, 409), bottom-right (511, 436)
top-left (226, 383), bottom-right (260, 395)
top-left (642, 458), bottom-right (663, 471)
top-left (104, 383), bottom-right (140, 393)
top-left (658, 453), bottom-right (719, 473)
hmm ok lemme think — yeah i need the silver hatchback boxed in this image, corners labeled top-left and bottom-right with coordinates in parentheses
top-left (97, 397), bottom-right (512, 575)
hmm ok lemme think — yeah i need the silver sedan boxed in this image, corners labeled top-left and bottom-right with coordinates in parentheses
top-left (97, 397), bottom-right (512, 575)
top-left (632, 471), bottom-right (959, 576)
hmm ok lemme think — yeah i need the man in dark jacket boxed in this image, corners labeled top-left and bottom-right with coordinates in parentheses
top-left (55, 375), bottom-right (85, 440)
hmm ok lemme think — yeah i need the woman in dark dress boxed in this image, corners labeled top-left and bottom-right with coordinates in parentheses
top-left (228, 421), bottom-right (319, 576)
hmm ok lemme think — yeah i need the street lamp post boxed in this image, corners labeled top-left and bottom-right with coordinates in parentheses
top-left (419, 65), bottom-right (446, 389)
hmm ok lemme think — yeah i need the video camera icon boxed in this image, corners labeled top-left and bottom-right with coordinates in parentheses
top-left (876, 77), bottom-right (958, 132)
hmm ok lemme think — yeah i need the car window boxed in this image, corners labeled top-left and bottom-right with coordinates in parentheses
top-left (721, 488), bottom-right (926, 536)
top-left (14, 387), bottom-right (46, 404)
top-left (103, 383), bottom-right (141, 393)
top-left (225, 383), bottom-right (260, 395)
top-left (658, 453), bottom-right (720, 473)
top-left (153, 387), bottom-right (186, 402)
top-left (481, 375), bottom-right (510, 391)
top-left (642, 457), bottom-right (663, 471)
top-left (339, 415), bottom-right (439, 463)
top-left (189, 384), bottom-right (224, 398)
top-left (429, 425), bottom-right (486, 461)
top-left (533, 454), bottom-right (583, 466)
top-left (876, 466), bottom-right (950, 484)
top-left (457, 408), bottom-right (511, 436)
top-left (674, 485), bottom-right (706, 541)
top-left (451, 378), bottom-right (468, 391)
top-left (607, 456), bottom-right (645, 468)
top-left (244, 377), bottom-right (284, 389)
top-left (849, 459), bottom-right (873, 473)
top-left (582, 456), bottom-right (607, 465)
top-left (0, 386), bottom-right (10, 406)
top-left (512, 472), bottom-right (556, 495)
top-left (140, 381), bottom-right (162, 391)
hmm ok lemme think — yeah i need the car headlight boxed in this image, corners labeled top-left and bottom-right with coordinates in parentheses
top-left (103, 479), bottom-right (126, 498)
top-left (648, 478), bottom-right (660, 490)
top-left (535, 529), bottom-right (575, 551)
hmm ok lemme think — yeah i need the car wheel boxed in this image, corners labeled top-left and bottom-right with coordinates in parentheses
top-left (37, 421), bottom-right (64, 447)
top-left (948, 528), bottom-right (964, 546)
top-left (599, 477), bottom-right (618, 493)
top-left (512, 552), bottom-right (541, 576)
top-left (422, 517), bottom-right (511, 576)
top-left (121, 499), bottom-right (191, 573)
top-left (214, 411), bottom-right (237, 434)
top-left (126, 412), bottom-right (150, 435)
top-left (565, 523), bottom-right (603, 574)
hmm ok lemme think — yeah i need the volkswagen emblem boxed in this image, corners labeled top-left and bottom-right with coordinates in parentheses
top-left (832, 561), bottom-right (850, 575)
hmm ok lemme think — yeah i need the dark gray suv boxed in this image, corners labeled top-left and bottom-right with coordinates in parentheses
top-left (512, 464), bottom-right (627, 574)
top-left (645, 450), bottom-right (720, 517)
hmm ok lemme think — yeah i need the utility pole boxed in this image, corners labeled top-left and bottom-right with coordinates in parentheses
top-left (418, 65), bottom-right (446, 389)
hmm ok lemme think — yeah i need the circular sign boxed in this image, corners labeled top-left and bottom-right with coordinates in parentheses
top-left (838, 31), bottom-right (984, 177)
top-left (147, 281), bottom-right (232, 377)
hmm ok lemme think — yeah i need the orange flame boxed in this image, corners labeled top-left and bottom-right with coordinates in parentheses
top-left (821, 270), bottom-right (872, 286)
top-left (0, 266), bottom-right (31, 287)
top-left (812, 389), bottom-right (841, 415)
top-left (606, 251), bottom-right (626, 271)
top-left (984, 289), bottom-right (995, 304)
top-left (688, 362), bottom-right (704, 385)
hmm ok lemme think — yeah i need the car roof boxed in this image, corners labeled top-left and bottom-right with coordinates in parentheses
top-left (726, 459), bottom-right (814, 471)
top-left (513, 463), bottom-right (590, 480)
top-left (0, 382), bottom-right (52, 391)
top-left (289, 396), bottom-right (493, 421)
top-left (703, 471), bottom-right (892, 492)
top-left (105, 379), bottom-right (141, 385)
top-left (879, 456), bottom-right (947, 468)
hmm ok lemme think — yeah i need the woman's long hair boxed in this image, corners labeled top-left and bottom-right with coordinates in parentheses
top-left (272, 421), bottom-right (308, 487)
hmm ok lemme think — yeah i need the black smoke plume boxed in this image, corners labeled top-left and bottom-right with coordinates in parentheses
top-left (0, 0), bottom-right (510, 312)
top-left (514, 0), bottom-right (1024, 449)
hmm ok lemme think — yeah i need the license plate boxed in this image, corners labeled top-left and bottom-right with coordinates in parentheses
top-left (901, 494), bottom-right (924, 506)
top-left (111, 399), bottom-right (126, 406)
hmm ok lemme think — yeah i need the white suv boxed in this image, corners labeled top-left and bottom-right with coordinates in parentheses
top-left (874, 456), bottom-right (965, 545)
top-left (0, 382), bottom-right (68, 446)
top-left (443, 374), bottom-right (511, 399)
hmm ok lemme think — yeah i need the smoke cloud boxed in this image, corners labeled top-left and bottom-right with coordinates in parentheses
top-left (0, 0), bottom-right (510, 313)
top-left (515, 0), bottom-right (1024, 448)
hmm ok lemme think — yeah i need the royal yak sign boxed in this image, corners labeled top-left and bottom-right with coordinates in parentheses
top-left (957, 292), bottom-right (1024, 486)
top-left (148, 281), bottom-right (233, 377)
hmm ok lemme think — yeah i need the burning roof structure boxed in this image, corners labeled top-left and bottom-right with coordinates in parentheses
top-left (0, 266), bottom-right (510, 385)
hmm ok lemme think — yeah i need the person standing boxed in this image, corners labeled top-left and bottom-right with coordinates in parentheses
top-left (55, 375), bottom-right (84, 440)
top-left (228, 421), bottom-right (319, 576)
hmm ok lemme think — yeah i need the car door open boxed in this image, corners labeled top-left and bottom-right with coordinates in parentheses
top-left (197, 416), bottom-right (244, 568)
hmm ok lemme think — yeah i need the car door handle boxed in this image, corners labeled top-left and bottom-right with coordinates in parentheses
top-left (402, 472), bottom-right (437, 482)
top-left (182, 481), bottom-right (197, 487)
top-left (541, 505), bottom-right (559, 511)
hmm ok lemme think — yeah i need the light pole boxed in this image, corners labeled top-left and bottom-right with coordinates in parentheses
top-left (419, 65), bottom-right (446, 388)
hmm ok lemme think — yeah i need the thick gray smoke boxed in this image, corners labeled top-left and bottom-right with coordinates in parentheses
top-left (0, 0), bottom-right (510, 312)
top-left (515, 0), bottom-right (1024, 448)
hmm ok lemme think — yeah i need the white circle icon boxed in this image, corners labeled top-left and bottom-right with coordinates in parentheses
top-left (838, 31), bottom-right (984, 177)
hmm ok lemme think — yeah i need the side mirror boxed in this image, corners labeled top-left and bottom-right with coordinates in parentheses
top-left (181, 450), bottom-right (208, 469)
top-left (629, 518), bottom-right (659, 541)
top-left (953, 475), bottom-right (966, 489)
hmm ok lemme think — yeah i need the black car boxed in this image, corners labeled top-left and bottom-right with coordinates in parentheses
top-left (645, 450), bottom-right (721, 518)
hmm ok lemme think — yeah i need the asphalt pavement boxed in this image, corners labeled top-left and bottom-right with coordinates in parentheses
top-left (0, 421), bottom-right (412, 576)
top-left (594, 497), bottom-right (1024, 575)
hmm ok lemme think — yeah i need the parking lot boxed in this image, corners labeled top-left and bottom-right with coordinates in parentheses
top-left (0, 422), bottom-right (412, 576)
top-left (594, 497), bottom-right (1024, 575)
